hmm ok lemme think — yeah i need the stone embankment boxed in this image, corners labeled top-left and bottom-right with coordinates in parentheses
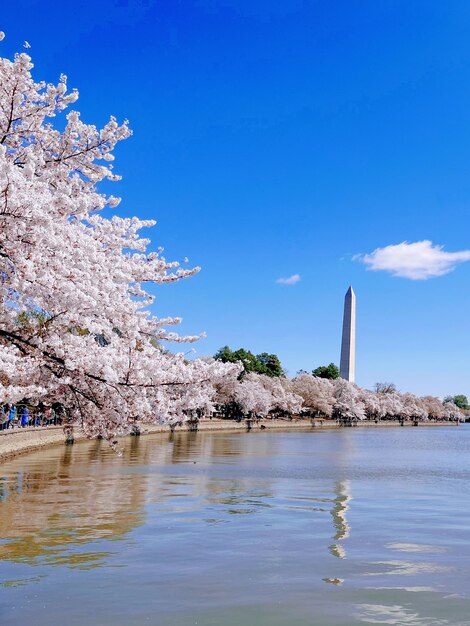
top-left (0, 417), bottom-right (459, 463)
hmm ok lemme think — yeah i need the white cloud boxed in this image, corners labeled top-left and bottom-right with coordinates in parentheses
top-left (276, 273), bottom-right (301, 285)
top-left (354, 240), bottom-right (470, 280)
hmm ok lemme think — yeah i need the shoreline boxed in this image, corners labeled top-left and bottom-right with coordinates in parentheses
top-left (0, 418), bottom-right (460, 464)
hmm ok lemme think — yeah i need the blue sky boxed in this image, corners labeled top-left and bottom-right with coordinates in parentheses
top-left (2, 0), bottom-right (470, 396)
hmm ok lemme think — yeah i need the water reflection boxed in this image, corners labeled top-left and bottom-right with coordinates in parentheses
top-left (356, 602), bottom-right (451, 625)
top-left (0, 444), bottom-right (146, 568)
top-left (365, 560), bottom-right (451, 576)
top-left (1, 428), bottom-right (469, 626)
top-left (385, 543), bottom-right (446, 554)
top-left (1, 432), bottom-right (351, 570)
top-left (0, 432), bottom-right (357, 573)
top-left (329, 480), bottom-right (351, 559)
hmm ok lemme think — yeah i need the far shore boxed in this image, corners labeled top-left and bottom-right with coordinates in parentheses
top-left (0, 417), bottom-right (460, 464)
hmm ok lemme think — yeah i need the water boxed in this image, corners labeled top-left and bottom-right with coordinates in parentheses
top-left (1, 426), bottom-right (469, 625)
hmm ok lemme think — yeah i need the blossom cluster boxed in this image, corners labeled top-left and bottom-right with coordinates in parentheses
top-left (0, 37), bottom-right (238, 440)
top-left (211, 371), bottom-right (463, 422)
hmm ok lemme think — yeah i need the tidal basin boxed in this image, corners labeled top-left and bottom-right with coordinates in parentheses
top-left (1, 426), bottom-right (469, 626)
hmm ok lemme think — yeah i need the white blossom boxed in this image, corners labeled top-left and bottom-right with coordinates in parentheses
top-left (0, 38), bottom-right (234, 440)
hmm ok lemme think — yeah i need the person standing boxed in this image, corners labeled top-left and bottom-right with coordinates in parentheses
top-left (8, 405), bottom-right (17, 429)
top-left (35, 402), bottom-right (45, 427)
top-left (20, 405), bottom-right (29, 428)
top-left (0, 404), bottom-right (9, 430)
top-left (44, 405), bottom-right (52, 426)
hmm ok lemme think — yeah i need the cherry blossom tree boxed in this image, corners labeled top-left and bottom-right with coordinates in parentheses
top-left (358, 388), bottom-right (381, 420)
top-left (332, 380), bottom-right (366, 422)
top-left (292, 373), bottom-right (335, 416)
top-left (252, 373), bottom-right (302, 415)
top-left (211, 371), bottom-right (301, 420)
top-left (208, 364), bottom-right (463, 425)
top-left (421, 395), bottom-right (445, 421)
top-left (234, 374), bottom-right (274, 417)
top-left (443, 401), bottom-right (463, 421)
top-left (399, 393), bottom-right (426, 421)
top-left (0, 36), bottom-right (235, 441)
top-left (377, 392), bottom-right (403, 420)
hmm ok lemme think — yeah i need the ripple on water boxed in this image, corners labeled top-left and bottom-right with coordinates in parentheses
top-left (385, 542), bottom-right (447, 554)
top-left (1, 427), bottom-right (470, 626)
top-left (355, 602), bottom-right (451, 625)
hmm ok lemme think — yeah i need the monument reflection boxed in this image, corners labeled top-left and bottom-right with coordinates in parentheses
top-left (329, 480), bottom-right (351, 560)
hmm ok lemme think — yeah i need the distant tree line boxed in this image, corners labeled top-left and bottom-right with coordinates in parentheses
top-left (376, 387), bottom-right (468, 410)
top-left (214, 346), bottom-right (283, 378)
top-left (214, 349), bottom-right (341, 381)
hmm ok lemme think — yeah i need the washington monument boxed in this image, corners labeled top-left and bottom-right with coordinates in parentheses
top-left (340, 286), bottom-right (356, 383)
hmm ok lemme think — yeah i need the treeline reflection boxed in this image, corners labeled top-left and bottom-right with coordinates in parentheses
top-left (0, 431), bottom-right (352, 570)
top-left (0, 442), bottom-right (147, 568)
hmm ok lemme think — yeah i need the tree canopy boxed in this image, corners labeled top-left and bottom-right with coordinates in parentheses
top-left (312, 363), bottom-right (340, 379)
top-left (214, 346), bottom-right (283, 377)
top-left (0, 38), bottom-right (239, 441)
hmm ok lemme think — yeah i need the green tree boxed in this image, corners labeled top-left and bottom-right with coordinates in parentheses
top-left (257, 352), bottom-right (283, 377)
top-left (232, 348), bottom-right (260, 373)
top-left (214, 346), bottom-right (284, 377)
top-left (214, 346), bottom-right (259, 375)
top-left (312, 363), bottom-right (340, 379)
top-left (214, 346), bottom-right (236, 363)
top-left (444, 394), bottom-right (468, 409)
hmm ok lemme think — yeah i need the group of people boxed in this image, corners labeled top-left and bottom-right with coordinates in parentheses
top-left (0, 402), bottom-right (64, 431)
